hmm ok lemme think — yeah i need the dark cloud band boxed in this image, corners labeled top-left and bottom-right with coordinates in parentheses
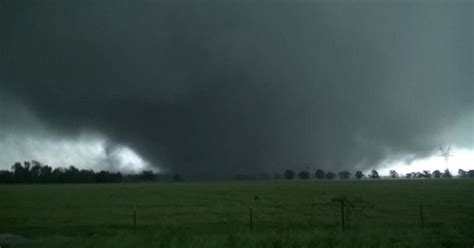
top-left (1, 1), bottom-right (472, 178)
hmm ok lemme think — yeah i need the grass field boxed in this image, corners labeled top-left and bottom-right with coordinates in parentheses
top-left (0, 180), bottom-right (473, 247)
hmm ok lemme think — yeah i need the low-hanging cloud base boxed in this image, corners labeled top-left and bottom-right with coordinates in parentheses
top-left (0, 1), bottom-right (472, 179)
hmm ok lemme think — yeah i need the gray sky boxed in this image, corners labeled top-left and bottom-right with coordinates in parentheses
top-left (0, 0), bottom-right (472, 178)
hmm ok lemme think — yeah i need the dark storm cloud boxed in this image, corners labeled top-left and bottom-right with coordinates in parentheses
top-left (1, 1), bottom-right (472, 178)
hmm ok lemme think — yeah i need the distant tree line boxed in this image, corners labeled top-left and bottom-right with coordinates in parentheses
top-left (2, 161), bottom-right (473, 183)
top-left (0, 161), bottom-right (182, 184)
top-left (233, 168), bottom-right (474, 181)
top-left (274, 168), bottom-right (474, 181)
top-left (281, 169), bottom-right (378, 180)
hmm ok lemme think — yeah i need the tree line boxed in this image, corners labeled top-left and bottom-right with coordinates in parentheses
top-left (235, 168), bottom-right (474, 181)
top-left (0, 161), bottom-right (181, 184)
top-left (1, 161), bottom-right (473, 183)
top-left (275, 168), bottom-right (474, 180)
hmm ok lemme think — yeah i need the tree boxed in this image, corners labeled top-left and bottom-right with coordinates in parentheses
top-left (12, 162), bottom-right (27, 183)
top-left (325, 171), bottom-right (337, 180)
top-left (355, 171), bottom-right (364, 179)
top-left (389, 170), bottom-right (399, 178)
top-left (432, 170), bottom-right (442, 178)
top-left (23, 161), bottom-right (32, 182)
top-left (458, 169), bottom-right (467, 178)
top-left (79, 169), bottom-right (96, 183)
top-left (96, 170), bottom-right (122, 183)
top-left (338, 171), bottom-right (351, 179)
top-left (39, 165), bottom-right (52, 183)
top-left (30, 161), bottom-right (42, 183)
top-left (1, 161), bottom-right (160, 184)
top-left (422, 170), bottom-right (432, 179)
top-left (314, 169), bottom-right (325, 180)
top-left (65, 165), bottom-right (80, 182)
top-left (51, 167), bottom-right (65, 183)
top-left (141, 170), bottom-right (156, 181)
top-left (0, 170), bottom-right (13, 183)
top-left (23, 161), bottom-right (31, 171)
top-left (369, 170), bottom-right (379, 179)
top-left (442, 169), bottom-right (452, 178)
top-left (284, 169), bottom-right (295, 180)
top-left (298, 170), bottom-right (310, 180)
top-left (468, 170), bottom-right (474, 178)
top-left (112, 172), bottom-right (123, 182)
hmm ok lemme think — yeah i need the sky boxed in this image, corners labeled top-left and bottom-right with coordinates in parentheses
top-left (0, 0), bottom-right (473, 179)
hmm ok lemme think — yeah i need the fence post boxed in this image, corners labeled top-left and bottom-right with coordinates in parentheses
top-left (133, 205), bottom-right (137, 233)
top-left (419, 203), bottom-right (424, 228)
top-left (340, 200), bottom-right (345, 232)
top-left (249, 207), bottom-right (253, 232)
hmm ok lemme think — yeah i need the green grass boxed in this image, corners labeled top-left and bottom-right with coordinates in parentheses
top-left (0, 180), bottom-right (473, 247)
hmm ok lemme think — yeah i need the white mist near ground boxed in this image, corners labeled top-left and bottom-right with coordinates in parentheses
top-left (0, 96), bottom-right (155, 174)
top-left (106, 145), bottom-right (152, 173)
top-left (378, 147), bottom-right (474, 176)
top-left (0, 130), bottom-right (153, 174)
